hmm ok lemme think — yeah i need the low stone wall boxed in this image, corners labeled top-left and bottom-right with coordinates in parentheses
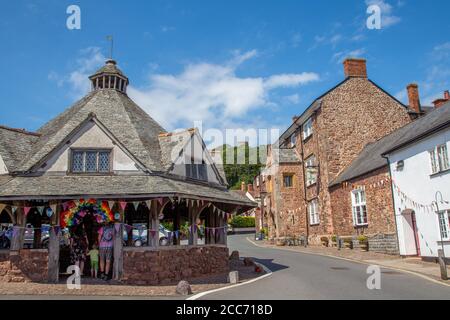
top-left (368, 233), bottom-right (399, 255)
top-left (0, 250), bottom-right (49, 283)
top-left (122, 245), bottom-right (229, 285)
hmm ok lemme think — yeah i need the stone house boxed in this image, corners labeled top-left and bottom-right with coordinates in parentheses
top-left (0, 59), bottom-right (254, 284)
top-left (255, 58), bottom-right (424, 245)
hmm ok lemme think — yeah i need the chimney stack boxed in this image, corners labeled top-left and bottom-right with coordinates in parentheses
top-left (241, 181), bottom-right (246, 192)
top-left (343, 58), bottom-right (367, 78)
top-left (432, 90), bottom-right (450, 108)
top-left (407, 84), bottom-right (421, 113)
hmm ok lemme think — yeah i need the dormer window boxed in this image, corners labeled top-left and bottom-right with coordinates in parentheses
top-left (185, 158), bottom-right (207, 181)
top-left (71, 149), bottom-right (112, 173)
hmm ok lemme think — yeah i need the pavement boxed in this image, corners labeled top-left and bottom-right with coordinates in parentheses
top-left (198, 234), bottom-right (450, 300)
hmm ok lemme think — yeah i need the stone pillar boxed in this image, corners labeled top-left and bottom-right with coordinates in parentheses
top-left (113, 222), bottom-right (123, 280)
top-left (47, 202), bottom-right (60, 283)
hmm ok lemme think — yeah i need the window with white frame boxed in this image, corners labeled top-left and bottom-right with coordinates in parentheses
top-left (290, 132), bottom-right (297, 147)
top-left (71, 150), bottom-right (111, 173)
top-left (302, 117), bottom-right (313, 140)
top-left (308, 199), bottom-right (320, 225)
top-left (429, 144), bottom-right (449, 174)
top-left (438, 210), bottom-right (450, 241)
top-left (305, 155), bottom-right (317, 186)
top-left (351, 189), bottom-right (368, 226)
top-left (283, 174), bottom-right (294, 188)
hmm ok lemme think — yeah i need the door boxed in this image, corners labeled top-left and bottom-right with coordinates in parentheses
top-left (410, 211), bottom-right (421, 256)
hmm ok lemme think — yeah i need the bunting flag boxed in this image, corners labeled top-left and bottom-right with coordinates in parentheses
top-left (125, 224), bottom-right (132, 233)
top-left (0, 203), bottom-right (5, 214)
top-left (114, 223), bottom-right (120, 233)
top-left (119, 201), bottom-right (127, 211)
top-left (62, 202), bottom-right (69, 211)
top-left (50, 203), bottom-right (57, 217)
top-left (132, 201), bottom-right (140, 211)
top-left (108, 201), bottom-right (115, 211)
top-left (37, 206), bottom-right (45, 216)
top-left (53, 226), bottom-right (61, 235)
top-left (12, 206), bottom-right (17, 214)
top-left (157, 198), bottom-right (163, 206)
top-left (145, 200), bottom-right (152, 210)
top-left (24, 207), bottom-right (31, 217)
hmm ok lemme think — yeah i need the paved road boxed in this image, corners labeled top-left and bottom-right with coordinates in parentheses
top-left (200, 234), bottom-right (450, 300)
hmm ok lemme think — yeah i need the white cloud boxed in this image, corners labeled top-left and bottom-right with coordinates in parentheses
top-left (49, 47), bottom-right (105, 99)
top-left (129, 51), bottom-right (319, 130)
top-left (53, 49), bottom-right (319, 133)
top-left (365, 0), bottom-right (401, 28)
top-left (332, 48), bottom-right (367, 63)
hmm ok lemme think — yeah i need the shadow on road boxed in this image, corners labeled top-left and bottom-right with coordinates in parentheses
top-left (251, 258), bottom-right (289, 273)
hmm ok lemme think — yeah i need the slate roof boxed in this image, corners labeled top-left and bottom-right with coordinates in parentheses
top-left (277, 148), bottom-right (301, 163)
top-left (330, 102), bottom-right (450, 186)
top-left (17, 89), bottom-right (167, 172)
top-left (0, 175), bottom-right (254, 206)
top-left (0, 60), bottom-right (248, 207)
top-left (0, 126), bottom-right (40, 171)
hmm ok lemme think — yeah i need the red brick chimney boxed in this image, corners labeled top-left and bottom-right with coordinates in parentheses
top-left (407, 84), bottom-right (421, 113)
top-left (343, 58), bottom-right (367, 78)
top-left (432, 90), bottom-right (450, 108)
top-left (247, 184), bottom-right (253, 192)
top-left (241, 181), bottom-right (246, 192)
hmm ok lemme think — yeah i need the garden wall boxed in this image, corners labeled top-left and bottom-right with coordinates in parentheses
top-left (122, 245), bottom-right (229, 285)
top-left (0, 250), bottom-right (48, 283)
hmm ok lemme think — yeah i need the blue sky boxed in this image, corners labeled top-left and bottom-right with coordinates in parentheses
top-left (1, 0), bottom-right (449, 145)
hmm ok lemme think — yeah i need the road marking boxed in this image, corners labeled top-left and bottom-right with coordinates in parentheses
top-left (186, 261), bottom-right (273, 300)
top-left (246, 237), bottom-right (450, 288)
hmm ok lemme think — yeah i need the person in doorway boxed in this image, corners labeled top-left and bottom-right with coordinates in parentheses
top-left (98, 223), bottom-right (114, 280)
top-left (69, 225), bottom-right (89, 275)
top-left (87, 243), bottom-right (99, 278)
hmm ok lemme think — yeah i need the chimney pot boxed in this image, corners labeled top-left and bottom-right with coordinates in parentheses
top-left (433, 90), bottom-right (450, 108)
top-left (241, 181), bottom-right (246, 192)
top-left (407, 83), bottom-right (421, 113)
top-left (247, 184), bottom-right (253, 192)
top-left (343, 58), bottom-right (367, 78)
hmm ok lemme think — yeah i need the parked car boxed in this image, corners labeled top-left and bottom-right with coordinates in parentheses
top-left (123, 224), bottom-right (170, 247)
top-left (0, 224), bottom-right (69, 249)
top-left (227, 224), bottom-right (235, 235)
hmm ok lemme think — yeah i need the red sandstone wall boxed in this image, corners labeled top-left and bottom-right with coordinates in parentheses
top-left (330, 167), bottom-right (396, 236)
top-left (122, 245), bottom-right (229, 285)
top-left (0, 250), bottom-right (48, 283)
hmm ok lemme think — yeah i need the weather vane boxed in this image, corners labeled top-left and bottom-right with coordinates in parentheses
top-left (106, 35), bottom-right (114, 59)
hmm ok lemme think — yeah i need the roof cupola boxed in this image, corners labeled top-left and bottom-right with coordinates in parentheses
top-left (89, 59), bottom-right (129, 93)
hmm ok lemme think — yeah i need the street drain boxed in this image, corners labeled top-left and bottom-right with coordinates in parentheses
top-left (381, 271), bottom-right (402, 275)
top-left (330, 267), bottom-right (350, 270)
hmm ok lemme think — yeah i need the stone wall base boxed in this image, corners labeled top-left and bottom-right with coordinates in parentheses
top-left (368, 233), bottom-right (399, 255)
top-left (122, 245), bottom-right (230, 285)
top-left (0, 250), bottom-right (48, 283)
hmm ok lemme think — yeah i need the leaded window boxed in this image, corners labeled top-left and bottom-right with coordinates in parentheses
top-left (71, 150), bottom-right (111, 173)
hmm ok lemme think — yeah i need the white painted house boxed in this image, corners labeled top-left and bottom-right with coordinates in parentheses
top-left (383, 101), bottom-right (450, 260)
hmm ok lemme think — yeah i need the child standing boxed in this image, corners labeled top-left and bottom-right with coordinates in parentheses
top-left (87, 244), bottom-right (99, 279)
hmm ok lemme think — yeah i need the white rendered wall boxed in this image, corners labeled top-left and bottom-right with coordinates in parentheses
top-left (388, 127), bottom-right (450, 258)
top-left (39, 122), bottom-right (139, 173)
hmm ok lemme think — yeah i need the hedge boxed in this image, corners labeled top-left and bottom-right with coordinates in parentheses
top-left (229, 216), bottom-right (255, 228)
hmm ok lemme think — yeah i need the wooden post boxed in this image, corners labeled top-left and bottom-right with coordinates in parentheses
top-left (47, 202), bottom-right (60, 283)
top-left (150, 200), bottom-right (160, 248)
top-left (113, 222), bottom-right (123, 280)
top-left (10, 203), bottom-right (25, 251)
top-left (188, 204), bottom-right (199, 246)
